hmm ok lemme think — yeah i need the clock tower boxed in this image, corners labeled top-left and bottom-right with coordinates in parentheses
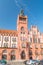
top-left (17, 10), bottom-right (29, 60)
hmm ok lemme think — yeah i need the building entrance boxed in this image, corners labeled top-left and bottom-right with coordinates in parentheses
top-left (21, 50), bottom-right (25, 59)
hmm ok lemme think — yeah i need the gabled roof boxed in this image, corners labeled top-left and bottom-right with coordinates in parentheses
top-left (0, 29), bottom-right (18, 36)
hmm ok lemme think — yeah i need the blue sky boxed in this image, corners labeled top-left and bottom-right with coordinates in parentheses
top-left (0, 0), bottom-right (43, 32)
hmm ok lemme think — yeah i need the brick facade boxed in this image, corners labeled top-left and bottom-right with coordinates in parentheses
top-left (0, 13), bottom-right (43, 60)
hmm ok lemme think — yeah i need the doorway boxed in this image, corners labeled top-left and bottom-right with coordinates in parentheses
top-left (21, 50), bottom-right (26, 59)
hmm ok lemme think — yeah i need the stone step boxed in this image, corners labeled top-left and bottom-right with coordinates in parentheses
top-left (7, 61), bottom-right (25, 65)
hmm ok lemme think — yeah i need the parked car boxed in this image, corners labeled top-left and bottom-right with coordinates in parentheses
top-left (38, 60), bottom-right (43, 65)
top-left (0, 60), bottom-right (7, 65)
top-left (0, 60), bottom-right (2, 65)
top-left (24, 60), bottom-right (36, 65)
top-left (24, 60), bottom-right (40, 65)
top-left (35, 60), bottom-right (40, 65)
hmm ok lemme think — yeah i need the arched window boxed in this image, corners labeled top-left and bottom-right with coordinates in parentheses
top-left (11, 55), bottom-right (16, 60)
top-left (21, 50), bottom-right (26, 59)
top-left (2, 50), bottom-right (7, 60)
top-left (11, 50), bottom-right (16, 60)
top-left (21, 27), bottom-right (24, 31)
top-left (2, 55), bottom-right (7, 60)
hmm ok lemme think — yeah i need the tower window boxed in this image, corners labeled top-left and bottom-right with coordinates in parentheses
top-left (21, 32), bottom-right (25, 34)
top-left (21, 27), bottom-right (24, 31)
top-left (19, 17), bottom-right (26, 21)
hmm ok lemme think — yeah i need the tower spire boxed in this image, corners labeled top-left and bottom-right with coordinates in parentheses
top-left (20, 9), bottom-right (24, 16)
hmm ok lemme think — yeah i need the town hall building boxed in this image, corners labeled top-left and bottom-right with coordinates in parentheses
top-left (0, 10), bottom-right (43, 60)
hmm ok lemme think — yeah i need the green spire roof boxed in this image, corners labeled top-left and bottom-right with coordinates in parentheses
top-left (20, 9), bottom-right (24, 16)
